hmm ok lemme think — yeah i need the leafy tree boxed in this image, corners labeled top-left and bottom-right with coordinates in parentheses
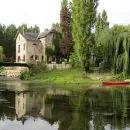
top-left (0, 46), bottom-right (3, 61)
top-left (101, 10), bottom-right (109, 29)
top-left (18, 24), bottom-right (40, 33)
top-left (4, 24), bottom-right (17, 61)
top-left (28, 24), bottom-right (40, 33)
top-left (0, 24), bottom-right (6, 59)
top-left (114, 32), bottom-right (130, 76)
top-left (0, 24), bottom-right (5, 47)
top-left (72, 0), bottom-right (99, 71)
top-left (46, 33), bottom-right (62, 63)
top-left (52, 23), bottom-right (61, 33)
top-left (18, 23), bottom-right (28, 33)
top-left (60, 0), bottom-right (72, 58)
top-left (0, 23), bottom-right (41, 62)
top-left (53, 34), bottom-right (61, 57)
top-left (95, 10), bottom-right (110, 68)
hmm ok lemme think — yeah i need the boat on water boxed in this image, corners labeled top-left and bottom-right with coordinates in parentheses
top-left (102, 81), bottom-right (130, 86)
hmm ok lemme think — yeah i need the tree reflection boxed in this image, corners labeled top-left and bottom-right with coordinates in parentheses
top-left (1, 86), bottom-right (130, 130)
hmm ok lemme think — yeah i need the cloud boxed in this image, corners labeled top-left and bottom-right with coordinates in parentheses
top-left (0, 0), bottom-right (130, 32)
top-left (98, 0), bottom-right (130, 25)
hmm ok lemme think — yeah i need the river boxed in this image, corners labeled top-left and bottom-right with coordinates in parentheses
top-left (0, 81), bottom-right (130, 130)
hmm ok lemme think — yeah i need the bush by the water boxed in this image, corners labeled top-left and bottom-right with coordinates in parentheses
top-left (20, 62), bottom-right (46, 80)
top-left (20, 70), bottom-right (34, 80)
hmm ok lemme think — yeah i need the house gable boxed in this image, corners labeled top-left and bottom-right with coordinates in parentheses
top-left (16, 32), bottom-right (27, 63)
top-left (16, 32), bottom-right (27, 44)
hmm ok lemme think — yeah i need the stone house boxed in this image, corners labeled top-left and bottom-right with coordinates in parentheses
top-left (38, 29), bottom-right (58, 62)
top-left (15, 29), bottom-right (57, 64)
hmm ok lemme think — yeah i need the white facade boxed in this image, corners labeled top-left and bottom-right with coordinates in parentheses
top-left (16, 33), bottom-right (27, 63)
top-left (16, 32), bottom-right (44, 63)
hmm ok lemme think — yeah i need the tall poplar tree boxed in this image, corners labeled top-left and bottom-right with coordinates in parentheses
top-left (95, 10), bottom-right (110, 67)
top-left (72, 0), bottom-right (99, 71)
top-left (60, 0), bottom-right (72, 59)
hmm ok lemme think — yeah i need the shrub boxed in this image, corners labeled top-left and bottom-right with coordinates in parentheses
top-left (20, 70), bottom-right (34, 80)
top-left (70, 53), bottom-right (80, 67)
top-left (20, 62), bottom-right (47, 80)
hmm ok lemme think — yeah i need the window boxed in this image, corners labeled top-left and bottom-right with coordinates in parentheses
top-left (18, 45), bottom-right (20, 53)
top-left (35, 55), bottom-right (39, 60)
top-left (30, 55), bottom-right (34, 61)
top-left (18, 56), bottom-right (21, 62)
top-left (23, 55), bottom-right (25, 61)
top-left (42, 56), bottom-right (44, 61)
top-left (24, 44), bottom-right (25, 50)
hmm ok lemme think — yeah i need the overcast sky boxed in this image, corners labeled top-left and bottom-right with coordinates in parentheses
top-left (0, 0), bottom-right (129, 32)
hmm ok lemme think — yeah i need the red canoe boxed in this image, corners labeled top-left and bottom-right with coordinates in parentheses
top-left (102, 81), bottom-right (130, 86)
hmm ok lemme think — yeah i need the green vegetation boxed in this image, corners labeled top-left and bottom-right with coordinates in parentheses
top-left (20, 0), bottom-right (130, 82)
top-left (21, 68), bottom-right (99, 84)
top-left (72, 0), bottom-right (98, 71)
top-left (1, 0), bottom-right (130, 81)
top-left (0, 46), bottom-right (3, 61)
top-left (0, 23), bottom-right (40, 62)
top-left (60, 0), bottom-right (72, 59)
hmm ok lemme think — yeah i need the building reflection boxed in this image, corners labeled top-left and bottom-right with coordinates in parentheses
top-left (15, 88), bottom-right (71, 123)
top-left (1, 85), bottom-right (130, 130)
top-left (15, 93), bottom-right (28, 119)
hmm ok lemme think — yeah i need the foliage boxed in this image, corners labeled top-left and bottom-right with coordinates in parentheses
top-left (72, 0), bottom-right (99, 71)
top-left (60, 0), bottom-right (72, 57)
top-left (0, 24), bottom-right (5, 48)
top-left (20, 70), bottom-right (34, 80)
top-left (46, 47), bottom-right (54, 57)
top-left (52, 23), bottom-right (61, 33)
top-left (18, 24), bottom-right (40, 33)
top-left (95, 10), bottom-right (110, 67)
top-left (95, 23), bottom-right (130, 76)
top-left (18, 24), bottom-right (28, 33)
top-left (95, 28), bottom-right (114, 69)
top-left (4, 24), bottom-right (17, 60)
top-left (111, 73), bottom-right (125, 80)
top-left (0, 46), bottom-right (4, 61)
top-left (113, 32), bottom-right (130, 76)
top-left (20, 62), bottom-right (47, 80)
top-left (53, 34), bottom-right (61, 56)
top-left (0, 23), bottom-right (40, 62)
top-left (24, 68), bottom-right (98, 84)
top-left (70, 52), bottom-right (80, 67)
top-left (27, 24), bottom-right (40, 33)
top-left (45, 33), bottom-right (62, 63)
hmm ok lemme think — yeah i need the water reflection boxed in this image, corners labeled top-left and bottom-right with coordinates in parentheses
top-left (1, 82), bottom-right (130, 130)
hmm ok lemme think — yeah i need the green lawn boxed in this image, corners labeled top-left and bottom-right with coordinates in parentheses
top-left (29, 68), bottom-right (99, 84)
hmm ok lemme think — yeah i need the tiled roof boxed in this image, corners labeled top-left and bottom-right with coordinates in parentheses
top-left (38, 29), bottom-right (56, 39)
top-left (23, 32), bottom-right (40, 42)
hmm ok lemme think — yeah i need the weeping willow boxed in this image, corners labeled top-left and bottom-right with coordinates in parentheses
top-left (114, 32), bottom-right (130, 76)
top-left (103, 29), bottom-right (115, 69)
top-left (96, 28), bottom-right (114, 69)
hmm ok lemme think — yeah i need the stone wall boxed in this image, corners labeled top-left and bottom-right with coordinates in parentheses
top-left (0, 66), bottom-right (29, 79)
top-left (26, 41), bottom-right (44, 63)
top-left (46, 63), bottom-right (72, 71)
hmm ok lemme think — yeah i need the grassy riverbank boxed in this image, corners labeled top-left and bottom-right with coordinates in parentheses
top-left (26, 68), bottom-right (100, 84)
